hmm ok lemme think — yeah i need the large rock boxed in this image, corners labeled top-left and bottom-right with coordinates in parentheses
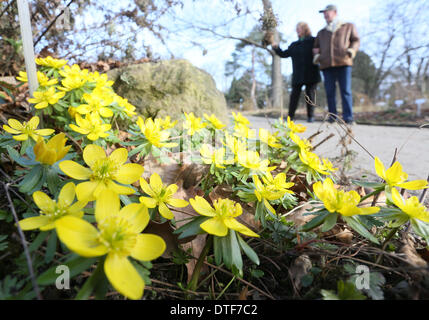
top-left (107, 59), bottom-right (228, 122)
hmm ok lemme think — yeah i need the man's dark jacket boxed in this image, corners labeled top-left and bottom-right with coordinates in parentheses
top-left (273, 36), bottom-right (321, 86)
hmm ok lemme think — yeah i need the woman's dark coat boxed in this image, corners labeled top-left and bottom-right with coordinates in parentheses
top-left (273, 36), bottom-right (321, 86)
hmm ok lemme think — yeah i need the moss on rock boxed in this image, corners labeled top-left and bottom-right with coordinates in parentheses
top-left (107, 59), bottom-right (228, 122)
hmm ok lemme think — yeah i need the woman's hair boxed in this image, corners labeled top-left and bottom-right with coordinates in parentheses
top-left (296, 22), bottom-right (312, 37)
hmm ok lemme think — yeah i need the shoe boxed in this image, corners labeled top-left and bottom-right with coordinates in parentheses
top-left (307, 117), bottom-right (314, 123)
top-left (345, 119), bottom-right (355, 125)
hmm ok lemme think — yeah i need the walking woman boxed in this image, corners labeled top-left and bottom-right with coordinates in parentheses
top-left (271, 22), bottom-right (321, 122)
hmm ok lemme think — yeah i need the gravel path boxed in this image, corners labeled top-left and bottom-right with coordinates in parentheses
top-left (247, 116), bottom-right (429, 182)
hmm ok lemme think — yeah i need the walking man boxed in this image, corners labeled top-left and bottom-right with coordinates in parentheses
top-left (313, 4), bottom-right (360, 124)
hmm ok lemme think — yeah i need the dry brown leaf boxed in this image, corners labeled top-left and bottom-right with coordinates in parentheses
top-left (238, 285), bottom-right (249, 300)
top-left (288, 254), bottom-right (312, 292)
top-left (284, 201), bottom-right (315, 227)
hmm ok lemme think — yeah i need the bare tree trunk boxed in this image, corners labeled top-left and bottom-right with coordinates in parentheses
top-left (250, 46), bottom-right (258, 110)
top-left (261, 0), bottom-right (283, 114)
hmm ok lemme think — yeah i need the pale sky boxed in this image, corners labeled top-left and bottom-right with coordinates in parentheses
top-left (149, 0), bottom-right (378, 92)
top-left (75, 0), bottom-right (379, 92)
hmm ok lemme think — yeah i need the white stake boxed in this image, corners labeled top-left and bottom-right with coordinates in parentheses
top-left (17, 0), bottom-right (38, 97)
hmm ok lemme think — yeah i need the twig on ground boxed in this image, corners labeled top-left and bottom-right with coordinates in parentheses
top-left (2, 182), bottom-right (42, 300)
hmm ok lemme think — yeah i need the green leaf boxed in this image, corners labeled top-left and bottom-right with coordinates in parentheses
top-left (44, 231), bottom-right (57, 263)
top-left (300, 211), bottom-right (330, 232)
top-left (349, 271), bottom-right (385, 300)
top-left (343, 216), bottom-right (379, 244)
top-left (75, 259), bottom-right (105, 300)
top-left (28, 232), bottom-right (49, 253)
top-left (236, 233), bottom-right (259, 265)
top-left (6, 145), bottom-right (37, 166)
top-left (352, 180), bottom-right (385, 189)
top-left (46, 168), bottom-right (61, 195)
top-left (174, 216), bottom-right (209, 239)
top-left (37, 255), bottom-right (97, 286)
top-left (220, 233), bottom-right (232, 269)
top-left (18, 165), bottom-right (44, 194)
top-left (320, 212), bottom-right (338, 232)
top-left (410, 218), bottom-right (429, 243)
top-left (229, 230), bottom-right (243, 273)
top-left (213, 236), bottom-right (222, 266)
top-left (321, 280), bottom-right (366, 300)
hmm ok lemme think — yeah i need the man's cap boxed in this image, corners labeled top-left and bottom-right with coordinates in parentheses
top-left (319, 4), bottom-right (337, 13)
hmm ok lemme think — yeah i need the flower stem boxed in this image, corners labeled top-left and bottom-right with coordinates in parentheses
top-left (187, 235), bottom-right (213, 293)
top-left (376, 226), bottom-right (400, 265)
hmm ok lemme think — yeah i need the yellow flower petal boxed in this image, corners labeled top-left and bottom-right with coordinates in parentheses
top-left (3, 125), bottom-right (20, 134)
top-left (104, 253), bottom-right (144, 300)
top-left (58, 182), bottom-right (76, 208)
top-left (397, 180), bottom-right (428, 190)
top-left (75, 181), bottom-right (99, 201)
top-left (27, 116), bottom-right (39, 129)
top-left (131, 234), bottom-right (166, 261)
top-left (374, 157), bottom-right (386, 180)
top-left (59, 160), bottom-right (92, 180)
top-left (33, 191), bottom-right (55, 213)
top-left (189, 196), bottom-right (216, 217)
top-left (106, 180), bottom-right (135, 195)
top-left (158, 202), bottom-right (174, 220)
top-left (139, 178), bottom-right (155, 197)
top-left (166, 198), bottom-right (188, 208)
top-left (139, 196), bottom-right (157, 208)
top-left (223, 217), bottom-right (259, 237)
top-left (83, 144), bottom-right (106, 167)
top-left (119, 203), bottom-right (150, 233)
top-left (115, 164), bottom-right (144, 184)
top-left (95, 190), bottom-right (120, 222)
top-left (55, 216), bottom-right (107, 257)
top-left (8, 118), bottom-right (24, 130)
top-left (200, 217), bottom-right (228, 236)
top-left (19, 216), bottom-right (50, 230)
top-left (109, 148), bottom-right (128, 166)
top-left (149, 173), bottom-right (163, 195)
top-left (13, 133), bottom-right (29, 141)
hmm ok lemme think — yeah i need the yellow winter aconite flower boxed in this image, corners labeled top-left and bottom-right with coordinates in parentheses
top-left (199, 145), bottom-right (233, 169)
top-left (190, 196), bottom-right (259, 237)
top-left (136, 117), bottom-right (177, 148)
top-left (183, 112), bottom-right (207, 136)
top-left (313, 178), bottom-right (380, 216)
top-left (322, 158), bottom-right (338, 172)
top-left (224, 133), bottom-right (247, 160)
top-left (252, 175), bottom-right (287, 214)
top-left (35, 56), bottom-right (68, 69)
top-left (287, 116), bottom-right (306, 133)
top-left (233, 123), bottom-right (255, 139)
top-left (155, 116), bottom-right (177, 130)
top-left (237, 150), bottom-right (275, 175)
top-left (87, 72), bottom-right (114, 88)
top-left (374, 157), bottom-right (428, 190)
top-left (76, 93), bottom-right (113, 118)
top-left (232, 111), bottom-right (250, 126)
top-left (139, 173), bottom-right (188, 220)
top-left (262, 172), bottom-right (295, 194)
top-left (391, 188), bottom-right (429, 223)
top-left (69, 113), bottom-right (111, 141)
top-left (259, 128), bottom-right (282, 148)
top-left (28, 87), bottom-right (65, 109)
top-left (299, 149), bottom-right (330, 175)
top-left (34, 133), bottom-right (71, 165)
top-left (204, 113), bottom-right (225, 130)
top-left (289, 132), bottom-right (312, 151)
top-left (59, 144), bottom-right (144, 201)
top-left (19, 182), bottom-right (87, 231)
top-left (16, 71), bottom-right (58, 87)
top-left (55, 190), bottom-right (166, 300)
top-left (3, 116), bottom-right (54, 141)
top-left (114, 96), bottom-right (137, 117)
